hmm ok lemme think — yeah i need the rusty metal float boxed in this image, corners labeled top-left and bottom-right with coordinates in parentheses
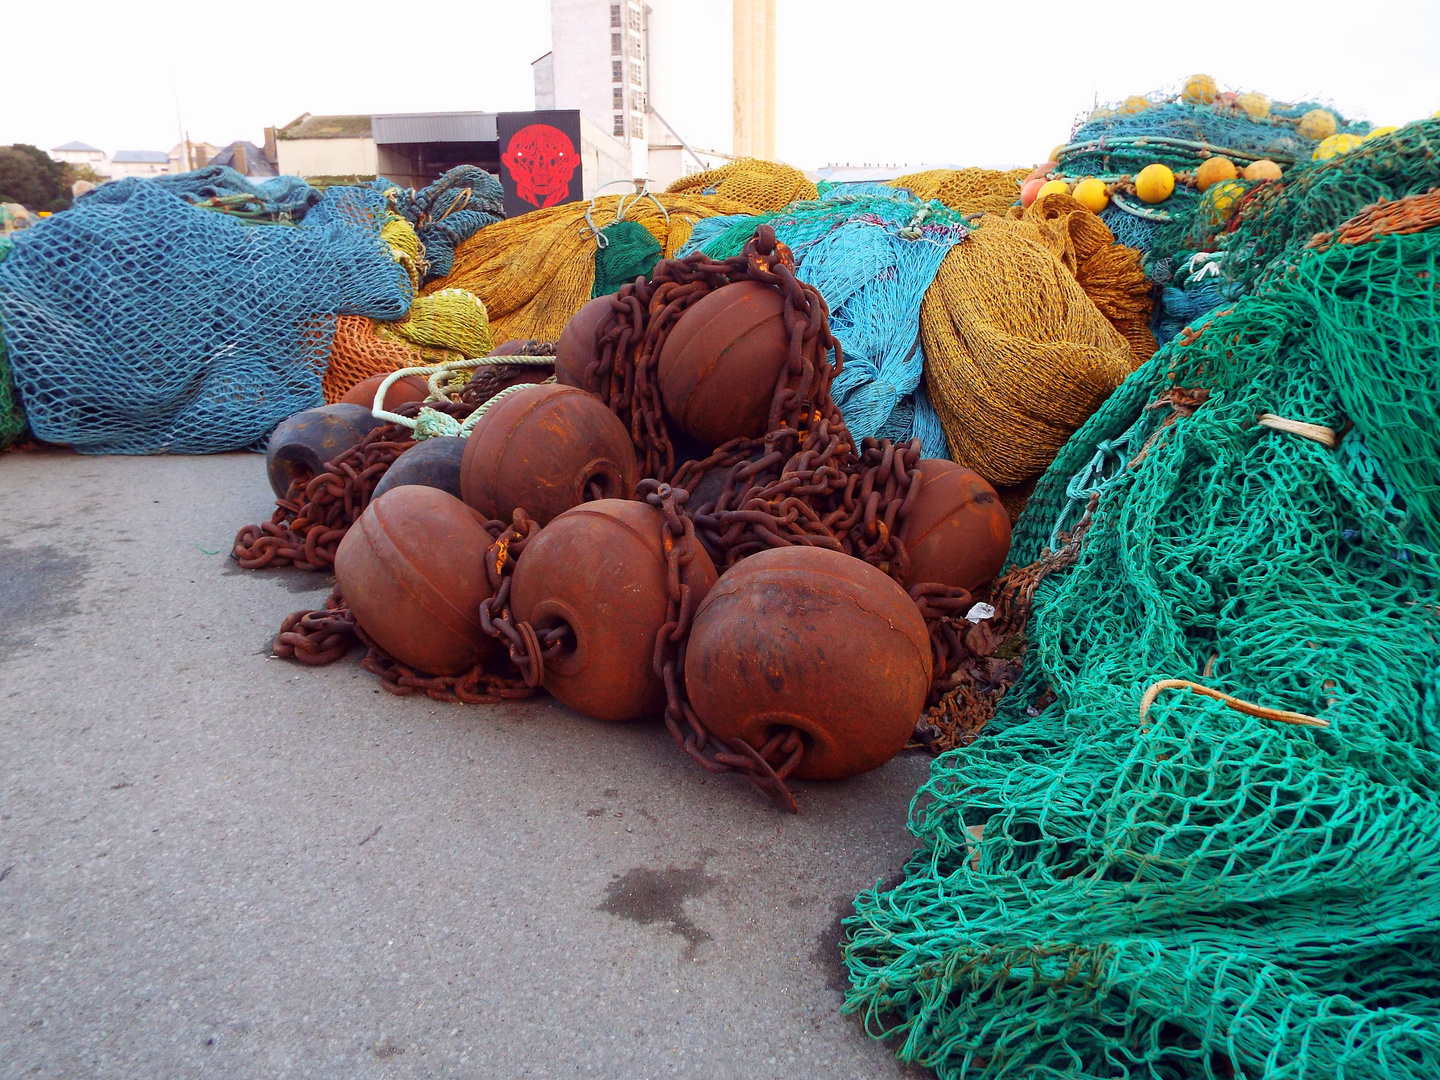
top-left (898, 459), bottom-right (1012, 591)
top-left (510, 499), bottom-right (717, 722)
top-left (553, 295), bottom-right (614, 393)
top-left (683, 546), bottom-right (931, 781)
top-left (459, 383), bottom-right (638, 526)
top-left (656, 280), bottom-right (793, 449)
top-left (266, 403), bottom-right (386, 498)
top-left (333, 486), bottom-right (497, 675)
top-left (338, 373), bottom-right (430, 409)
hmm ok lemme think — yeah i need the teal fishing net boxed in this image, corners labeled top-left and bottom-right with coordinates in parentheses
top-left (682, 192), bottom-right (970, 457)
top-left (0, 178), bottom-right (411, 454)
top-left (842, 215), bottom-right (1440, 1079)
top-left (1060, 98), bottom-right (1367, 179)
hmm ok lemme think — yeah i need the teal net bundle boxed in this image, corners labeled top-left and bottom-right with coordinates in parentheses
top-left (592, 218), bottom-right (663, 298)
top-left (379, 165), bottom-right (503, 282)
top-left (1212, 119), bottom-right (1440, 289)
top-left (0, 178), bottom-right (412, 454)
top-left (682, 191), bottom-right (971, 457)
top-left (1059, 98), bottom-right (1366, 179)
top-left (841, 213), bottom-right (1440, 1078)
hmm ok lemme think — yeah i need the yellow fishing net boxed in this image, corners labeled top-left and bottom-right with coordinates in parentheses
top-left (890, 168), bottom-right (1029, 215)
top-left (430, 193), bottom-right (747, 344)
top-left (1003, 192), bottom-right (1158, 364)
top-left (921, 215), bottom-right (1139, 488)
top-left (665, 158), bottom-right (818, 213)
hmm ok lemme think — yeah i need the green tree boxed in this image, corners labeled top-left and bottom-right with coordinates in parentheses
top-left (0, 145), bottom-right (72, 212)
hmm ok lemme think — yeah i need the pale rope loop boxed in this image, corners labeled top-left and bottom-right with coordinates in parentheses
top-left (1139, 678), bottom-right (1329, 729)
top-left (1257, 413), bottom-right (1340, 448)
top-left (371, 358), bottom-right (554, 429)
top-left (396, 377), bottom-right (557, 441)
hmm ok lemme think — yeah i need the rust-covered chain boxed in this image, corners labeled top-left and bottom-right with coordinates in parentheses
top-left (478, 510), bottom-right (573, 687)
top-left (457, 341), bottom-right (557, 407)
top-left (233, 400), bottom-right (475, 572)
top-left (273, 592), bottom-right (359, 665)
top-left (638, 478), bottom-right (805, 814)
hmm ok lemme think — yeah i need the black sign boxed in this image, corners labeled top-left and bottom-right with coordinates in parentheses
top-left (497, 110), bottom-right (584, 217)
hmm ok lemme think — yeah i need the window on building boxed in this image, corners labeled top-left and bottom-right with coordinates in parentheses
top-left (629, 62), bottom-right (641, 86)
top-left (612, 59), bottom-right (623, 82)
top-left (610, 3), bottom-right (620, 27)
top-left (613, 114), bottom-right (625, 137)
top-left (613, 86), bottom-right (624, 110)
top-left (627, 7), bottom-right (640, 30)
top-left (629, 36), bottom-right (641, 59)
top-left (631, 113), bottom-right (644, 138)
top-left (612, 32), bottom-right (621, 54)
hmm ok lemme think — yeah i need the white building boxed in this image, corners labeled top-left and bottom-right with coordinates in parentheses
top-left (50, 141), bottom-right (106, 169)
top-left (108, 150), bottom-right (171, 178)
top-left (534, 0), bottom-right (779, 190)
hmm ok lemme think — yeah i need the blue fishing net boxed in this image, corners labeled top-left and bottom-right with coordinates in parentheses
top-left (147, 165), bottom-right (322, 221)
top-left (381, 165), bottom-right (504, 282)
top-left (0, 178), bottom-right (411, 454)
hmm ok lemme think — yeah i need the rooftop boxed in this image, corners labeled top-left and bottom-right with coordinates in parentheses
top-left (52, 141), bottom-right (102, 153)
top-left (275, 114), bottom-right (373, 141)
top-left (111, 150), bottom-right (170, 164)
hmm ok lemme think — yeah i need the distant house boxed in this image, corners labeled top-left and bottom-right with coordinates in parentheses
top-left (208, 141), bottom-right (278, 178)
top-left (169, 142), bottom-right (221, 173)
top-left (50, 141), bottom-right (107, 169)
top-left (109, 150), bottom-right (170, 178)
top-left (274, 114), bottom-right (377, 179)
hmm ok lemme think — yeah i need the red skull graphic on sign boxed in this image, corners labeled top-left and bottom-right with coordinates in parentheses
top-left (501, 124), bottom-right (579, 209)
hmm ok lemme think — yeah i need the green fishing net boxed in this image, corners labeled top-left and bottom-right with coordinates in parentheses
top-left (842, 219), bottom-right (1440, 1078)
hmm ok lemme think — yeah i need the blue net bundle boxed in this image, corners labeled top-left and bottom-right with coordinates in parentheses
top-left (149, 165), bottom-right (323, 222)
top-left (0, 178), bottom-right (412, 454)
top-left (841, 209), bottom-right (1440, 1078)
top-left (682, 191), bottom-right (971, 456)
top-left (381, 165), bottom-right (504, 283)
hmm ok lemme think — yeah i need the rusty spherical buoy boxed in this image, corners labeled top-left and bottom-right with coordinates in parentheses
top-left (554, 296), bottom-right (615, 392)
top-left (511, 499), bottom-right (717, 722)
top-left (371, 435), bottom-right (466, 501)
top-left (657, 280), bottom-right (791, 449)
top-left (338, 373), bottom-right (431, 410)
top-left (684, 547), bottom-right (931, 781)
top-left (460, 383), bottom-right (638, 527)
top-left (899, 459), bottom-right (1012, 591)
top-left (334, 486), bottom-right (497, 675)
top-left (266, 403), bottom-right (385, 498)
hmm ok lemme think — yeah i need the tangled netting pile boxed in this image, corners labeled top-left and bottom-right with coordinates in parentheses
top-left (841, 188), bottom-right (1440, 1078)
top-left (683, 189), bottom-right (1152, 502)
top-left (0, 178), bottom-right (411, 453)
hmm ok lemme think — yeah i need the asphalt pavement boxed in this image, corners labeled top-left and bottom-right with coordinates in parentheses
top-left (0, 448), bottom-right (931, 1079)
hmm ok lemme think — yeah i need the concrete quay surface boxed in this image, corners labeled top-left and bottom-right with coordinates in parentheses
top-left (0, 448), bottom-right (931, 1079)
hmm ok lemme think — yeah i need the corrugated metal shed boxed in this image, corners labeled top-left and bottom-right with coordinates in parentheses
top-left (371, 112), bottom-right (498, 144)
top-left (111, 150), bottom-right (170, 164)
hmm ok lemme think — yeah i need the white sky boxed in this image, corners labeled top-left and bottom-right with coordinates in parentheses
top-left (4, 0), bottom-right (1437, 171)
